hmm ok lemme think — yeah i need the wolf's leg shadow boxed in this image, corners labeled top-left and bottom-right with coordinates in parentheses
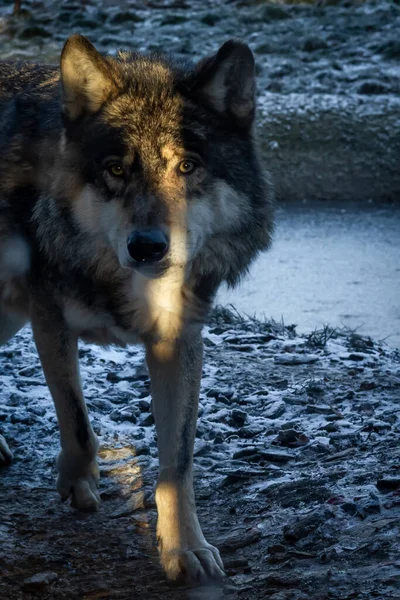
top-left (31, 301), bottom-right (100, 511)
top-left (0, 310), bottom-right (27, 464)
top-left (146, 331), bottom-right (224, 584)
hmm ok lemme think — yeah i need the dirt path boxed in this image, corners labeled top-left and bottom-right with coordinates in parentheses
top-left (1, 309), bottom-right (399, 599)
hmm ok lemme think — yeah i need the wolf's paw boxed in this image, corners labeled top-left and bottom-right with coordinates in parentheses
top-left (0, 435), bottom-right (13, 465)
top-left (161, 543), bottom-right (224, 584)
top-left (57, 453), bottom-right (100, 511)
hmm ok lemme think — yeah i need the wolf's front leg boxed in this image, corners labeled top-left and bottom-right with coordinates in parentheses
top-left (146, 331), bottom-right (224, 584)
top-left (31, 304), bottom-right (100, 511)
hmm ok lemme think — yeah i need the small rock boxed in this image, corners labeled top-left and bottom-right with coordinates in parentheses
top-left (268, 543), bottom-right (287, 555)
top-left (272, 379), bottom-right (288, 390)
top-left (201, 13), bottom-right (221, 27)
top-left (140, 413), bottom-right (154, 427)
top-left (22, 571), bottom-right (58, 592)
top-left (137, 399), bottom-right (151, 412)
top-left (218, 527), bottom-right (261, 552)
top-left (10, 413), bottom-right (39, 425)
top-left (18, 366), bottom-right (38, 377)
top-left (326, 495), bottom-right (346, 505)
top-left (274, 353), bottom-right (319, 365)
top-left (110, 406), bottom-right (140, 424)
top-left (306, 404), bottom-right (334, 415)
top-left (265, 400), bottom-right (286, 419)
top-left (261, 478), bottom-right (331, 507)
top-left (359, 381), bottom-right (377, 391)
top-left (219, 471), bottom-right (253, 487)
top-left (261, 451), bottom-right (293, 464)
top-left (341, 502), bottom-right (359, 517)
top-left (378, 38), bottom-right (400, 59)
top-left (229, 409), bottom-right (247, 427)
top-left (206, 388), bottom-right (233, 402)
top-left (135, 444), bottom-right (150, 456)
top-left (106, 371), bottom-right (121, 383)
top-left (224, 558), bottom-right (249, 569)
top-left (323, 448), bottom-right (354, 463)
top-left (194, 440), bottom-right (211, 457)
top-left (233, 447), bottom-right (292, 464)
top-left (344, 353), bottom-right (365, 361)
top-left (357, 80), bottom-right (391, 95)
top-left (377, 478), bottom-right (400, 493)
top-left (359, 494), bottom-right (381, 516)
top-left (237, 425), bottom-right (264, 439)
top-left (274, 429), bottom-right (310, 447)
top-left (284, 508), bottom-right (332, 542)
top-left (303, 37), bottom-right (328, 52)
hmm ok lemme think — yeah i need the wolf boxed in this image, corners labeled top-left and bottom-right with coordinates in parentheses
top-left (0, 34), bottom-right (273, 583)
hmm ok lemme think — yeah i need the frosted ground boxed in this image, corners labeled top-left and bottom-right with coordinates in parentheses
top-left (0, 1), bottom-right (399, 598)
top-left (1, 309), bottom-right (399, 599)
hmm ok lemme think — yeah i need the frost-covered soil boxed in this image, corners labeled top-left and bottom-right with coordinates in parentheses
top-left (0, 0), bottom-right (399, 96)
top-left (1, 308), bottom-right (399, 599)
top-left (1, 0), bottom-right (400, 203)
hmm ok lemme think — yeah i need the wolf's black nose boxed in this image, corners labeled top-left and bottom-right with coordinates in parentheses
top-left (127, 229), bottom-right (169, 263)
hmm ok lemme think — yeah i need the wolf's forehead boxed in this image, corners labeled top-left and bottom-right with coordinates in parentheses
top-left (102, 93), bottom-right (202, 152)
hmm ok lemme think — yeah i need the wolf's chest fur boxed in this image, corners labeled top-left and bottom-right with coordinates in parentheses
top-left (0, 230), bottom-right (191, 345)
top-left (61, 267), bottom-right (192, 345)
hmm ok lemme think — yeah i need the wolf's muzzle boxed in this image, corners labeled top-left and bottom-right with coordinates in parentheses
top-left (127, 229), bottom-right (169, 263)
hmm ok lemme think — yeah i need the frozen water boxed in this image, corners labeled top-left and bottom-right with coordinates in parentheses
top-left (218, 201), bottom-right (400, 347)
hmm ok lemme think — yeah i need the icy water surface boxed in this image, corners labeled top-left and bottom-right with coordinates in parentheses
top-left (218, 202), bottom-right (400, 347)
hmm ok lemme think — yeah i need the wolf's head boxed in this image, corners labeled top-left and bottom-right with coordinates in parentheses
top-left (57, 35), bottom-right (273, 290)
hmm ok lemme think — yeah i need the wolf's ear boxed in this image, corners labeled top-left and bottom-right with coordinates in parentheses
top-left (60, 34), bottom-right (119, 120)
top-left (192, 41), bottom-right (256, 126)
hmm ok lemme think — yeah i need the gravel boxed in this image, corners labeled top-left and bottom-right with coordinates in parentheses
top-left (0, 306), bottom-right (399, 598)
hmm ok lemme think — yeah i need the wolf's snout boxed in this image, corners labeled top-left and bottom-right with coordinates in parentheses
top-left (127, 229), bottom-right (169, 263)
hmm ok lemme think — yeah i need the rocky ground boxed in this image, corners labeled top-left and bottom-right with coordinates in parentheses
top-left (0, 308), bottom-right (399, 599)
top-left (0, 0), bottom-right (399, 96)
top-left (0, 0), bottom-right (399, 201)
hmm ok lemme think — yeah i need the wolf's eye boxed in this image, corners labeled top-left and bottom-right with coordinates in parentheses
top-left (178, 160), bottom-right (196, 175)
top-left (108, 164), bottom-right (124, 177)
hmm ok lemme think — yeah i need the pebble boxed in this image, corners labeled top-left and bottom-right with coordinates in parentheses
top-left (274, 353), bottom-right (319, 365)
top-left (303, 37), bottom-right (329, 52)
top-left (22, 571), bottom-right (58, 592)
top-left (343, 353), bottom-right (365, 362)
top-left (376, 478), bottom-right (400, 493)
top-left (284, 508), bottom-right (332, 542)
top-left (238, 425), bottom-right (265, 439)
top-left (139, 414), bottom-right (154, 427)
top-left (109, 406), bottom-right (141, 424)
top-left (194, 440), bottom-right (211, 457)
top-left (357, 80), bottom-right (392, 95)
top-left (274, 429), bottom-right (310, 447)
top-left (18, 366), bottom-right (38, 377)
top-left (229, 409), bottom-right (247, 427)
top-left (261, 478), bottom-right (331, 507)
top-left (137, 399), bottom-right (151, 412)
top-left (265, 400), bottom-right (286, 419)
top-left (218, 527), bottom-right (262, 552)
